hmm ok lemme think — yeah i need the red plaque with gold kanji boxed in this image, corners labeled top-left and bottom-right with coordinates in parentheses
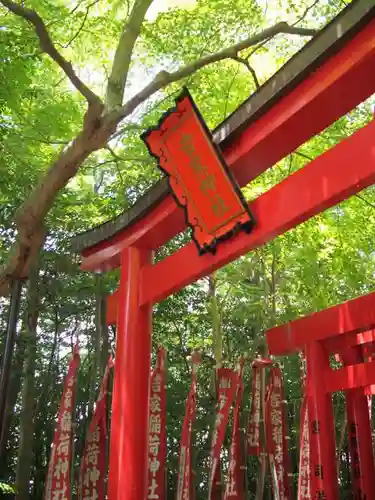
top-left (141, 88), bottom-right (255, 254)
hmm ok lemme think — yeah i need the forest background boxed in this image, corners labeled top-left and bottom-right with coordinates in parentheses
top-left (1, 0), bottom-right (374, 498)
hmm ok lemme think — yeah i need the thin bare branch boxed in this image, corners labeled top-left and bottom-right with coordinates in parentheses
top-left (110, 22), bottom-right (317, 123)
top-left (168, 23), bottom-right (317, 78)
top-left (247, 37), bottom-right (272, 60)
top-left (93, 169), bottom-right (106, 193)
top-left (222, 66), bottom-right (241, 119)
top-left (232, 56), bottom-right (261, 90)
top-left (105, 0), bottom-right (154, 111)
top-left (69, 0), bottom-right (88, 16)
top-left (64, 0), bottom-right (100, 48)
top-left (17, 134), bottom-right (70, 146)
top-left (294, 151), bottom-right (314, 161)
top-left (293, 0), bottom-right (321, 27)
top-left (355, 194), bottom-right (375, 210)
top-left (0, 0), bottom-right (101, 105)
top-left (106, 146), bottom-right (151, 164)
top-left (110, 122), bottom-right (146, 141)
top-left (110, 89), bottom-right (181, 142)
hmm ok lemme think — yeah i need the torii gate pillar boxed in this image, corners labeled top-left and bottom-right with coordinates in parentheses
top-left (70, 6), bottom-right (375, 498)
top-left (107, 247), bottom-right (153, 500)
top-left (267, 292), bottom-right (375, 499)
top-left (305, 342), bottom-right (338, 499)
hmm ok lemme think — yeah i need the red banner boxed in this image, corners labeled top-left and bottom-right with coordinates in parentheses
top-left (297, 394), bottom-right (311, 499)
top-left (176, 351), bottom-right (201, 500)
top-left (208, 368), bottom-right (238, 499)
top-left (247, 358), bottom-right (272, 456)
top-left (265, 367), bottom-right (291, 500)
top-left (247, 366), bottom-right (261, 456)
top-left (148, 347), bottom-right (167, 500)
top-left (224, 360), bottom-right (246, 500)
top-left (368, 395), bottom-right (372, 421)
top-left (44, 345), bottom-right (80, 500)
top-left (78, 356), bottom-right (114, 500)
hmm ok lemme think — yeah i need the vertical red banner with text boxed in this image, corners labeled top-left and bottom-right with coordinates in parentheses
top-left (224, 359), bottom-right (246, 500)
top-left (297, 393), bottom-right (310, 499)
top-left (208, 368), bottom-right (238, 499)
top-left (44, 345), bottom-right (80, 500)
top-left (247, 359), bottom-right (272, 457)
top-left (78, 356), bottom-right (114, 500)
top-left (176, 352), bottom-right (201, 500)
top-left (265, 366), bottom-right (291, 500)
top-left (247, 366), bottom-right (261, 456)
top-left (148, 347), bottom-right (167, 500)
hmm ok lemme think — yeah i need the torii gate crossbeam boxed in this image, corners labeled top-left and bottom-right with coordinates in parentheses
top-left (266, 291), bottom-right (375, 499)
top-left (70, 3), bottom-right (375, 499)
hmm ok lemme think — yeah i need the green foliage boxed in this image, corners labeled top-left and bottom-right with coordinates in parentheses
top-left (0, 481), bottom-right (15, 494)
top-left (1, 0), bottom-right (374, 498)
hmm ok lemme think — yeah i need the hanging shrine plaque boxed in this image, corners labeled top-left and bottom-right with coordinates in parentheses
top-left (141, 88), bottom-right (255, 254)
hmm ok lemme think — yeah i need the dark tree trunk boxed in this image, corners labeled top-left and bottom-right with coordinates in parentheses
top-left (15, 256), bottom-right (41, 499)
top-left (0, 327), bottom-right (26, 476)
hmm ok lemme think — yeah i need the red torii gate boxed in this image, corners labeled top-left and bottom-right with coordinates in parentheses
top-left (71, 2), bottom-right (375, 499)
top-left (266, 291), bottom-right (375, 499)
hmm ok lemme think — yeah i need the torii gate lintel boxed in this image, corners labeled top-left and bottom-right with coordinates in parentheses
top-left (70, 4), bottom-right (375, 499)
top-left (266, 291), bottom-right (375, 499)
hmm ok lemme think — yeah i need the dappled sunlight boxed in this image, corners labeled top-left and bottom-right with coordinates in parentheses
top-left (2, 0), bottom-right (375, 498)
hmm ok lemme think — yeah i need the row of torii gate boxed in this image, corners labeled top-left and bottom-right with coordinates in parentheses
top-left (72, 1), bottom-right (375, 498)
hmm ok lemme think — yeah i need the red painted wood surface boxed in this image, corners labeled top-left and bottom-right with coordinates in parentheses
top-left (106, 290), bottom-right (118, 326)
top-left (267, 290), bottom-right (375, 356)
top-left (365, 385), bottom-right (375, 395)
top-left (141, 119), bottom-right (375, 306)
top-left (323, 330), bottom-right (375, 355)
top-left (81, 18), bottom-right (375, 273)
top-left (306, 342), bottom-right (338, 500)
top-left (325, 362), bottom-right (375, 393)
top-left (142, 91), bottom-right (254, 254)
top-left (341, 348), bottom-right (375, 500)
top-left (107, 248), bottom-right (152, 500)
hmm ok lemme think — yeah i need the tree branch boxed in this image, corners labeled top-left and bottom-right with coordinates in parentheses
top-left (294, 150), bottom-right (314, 161)
top-left (293, 0), bottom-right (321, 27)
top-left (105, 0), bottom-right (154, 111)
top-left (0, 0), bottom-right (101, 106)
top-left (0, 17), bottom-right (318, 295)
top-left (106, 146), bottom-right (152, 164)
top-left (232, 56), bottom-right (260, 90)
top-left (355, 194), bottom-right (375, 210)
top-left (110, 21), bottom-right (317, 123)
top-left (16, 134), bottom-right (70, 146)
top-left (222, 66), bottom-right (240, 119)
top-left (64, 0), bottom-right (100, 49)
top-left (167, 23), bottom-right (317, 79)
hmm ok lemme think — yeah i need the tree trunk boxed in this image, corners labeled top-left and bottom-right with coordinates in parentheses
top-left (208, 274), bottom-right (222, 367)
top-left (96, 276), bottom-right (109, 377)
top-left (0, 326), bottom-right (26, 473)
top-left (88, 275), bottom-right (108, 418)
top-left (336, 415), bottom-right (347, 476)
top-left (31, 307), bottom-right (61, 499)
top-left (15, 255), bottom-right (41, 499)
top-left (0, 279), bottom-right (23, 462)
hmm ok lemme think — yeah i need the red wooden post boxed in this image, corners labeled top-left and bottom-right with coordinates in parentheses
top-left (108, 247), bottom-right (152, 500)
top-left (306, 341), bottom-right (338, 500)
top-left (341, 347), bottom-right (375, 499)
